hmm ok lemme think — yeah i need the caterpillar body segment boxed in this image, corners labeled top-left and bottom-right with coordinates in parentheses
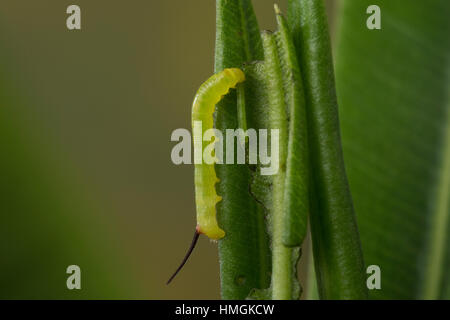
top-left (192, 68), bottom-right (245, 240)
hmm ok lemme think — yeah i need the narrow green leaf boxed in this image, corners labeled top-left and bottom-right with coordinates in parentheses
top-left (274, 7), bottom-right (309, 248)
top-left (215, 0), bottom-right (263, 72)
top-left (215, 0), bottom-right (270, 300)
top-left (287, 0), bottom-right (368, 299)
top-left (335, 0), bottom-right (450, 299)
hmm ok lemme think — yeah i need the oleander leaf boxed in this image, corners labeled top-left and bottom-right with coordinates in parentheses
top-left (215, 0), bottom-right (271, 300)
top-left (288, 0), bottom-right (368, 299)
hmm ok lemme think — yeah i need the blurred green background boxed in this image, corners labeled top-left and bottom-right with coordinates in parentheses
top-left (0, 0), bottom-right (333, 299)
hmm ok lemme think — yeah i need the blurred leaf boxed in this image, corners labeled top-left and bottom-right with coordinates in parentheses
top-left (335, 0), bottom-right (450, 299)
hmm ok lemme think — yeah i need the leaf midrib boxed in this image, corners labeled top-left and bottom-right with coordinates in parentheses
top-left (422, 81), bottom-right (450, 299)
top-left (238, 0), bottom-right (252, 62)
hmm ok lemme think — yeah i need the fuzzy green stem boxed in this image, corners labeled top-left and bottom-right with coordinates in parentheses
top-left (261, 31), bottom-right (292, 300)
top-left (272, 171), bottom-right (292, 299)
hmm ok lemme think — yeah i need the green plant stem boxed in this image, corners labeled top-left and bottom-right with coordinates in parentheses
top-left (261, 31), bottom-right (292, 300)
top-left (272, 222), bottom-right (292, 299)
top-left (271, 177), bottom-right (292, 299)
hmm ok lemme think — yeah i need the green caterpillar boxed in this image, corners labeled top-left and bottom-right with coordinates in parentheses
top-left (167, 68), bottom-right (245, 284)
